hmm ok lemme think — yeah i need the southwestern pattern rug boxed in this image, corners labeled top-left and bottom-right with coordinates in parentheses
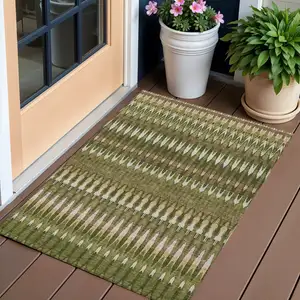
top-left (0, 91), bottom-right (291, 300)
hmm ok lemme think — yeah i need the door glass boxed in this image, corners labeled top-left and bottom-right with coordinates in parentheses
top-left (18, 35), bottom-right (46, 105)
top-left (82, 0), bottom-right (105, 57)
top-left (49, 0), bottom-right (75, 20)
top-left (16, 0), bottom-right (44, 40)
top-left (51, 16), bottom-right (77, 80)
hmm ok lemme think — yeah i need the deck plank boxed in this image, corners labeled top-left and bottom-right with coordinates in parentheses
top-left (179, 79), bottom-right (225, 107)
top-left (291, 279), bottom-right (300, 300)
top-left (233, 105), bottom-right (260, 122)
top-left (139, 64), bottom-right (164, 91)
top-left (1, 255), bottom-right (74, 300)
top-left (103, 285), bottom-right (146, 300)
top-left (241, 191), bottom-right (300, 300)
top-left (0, 240), bottom-right (40, 297)
top-left (51, 269), bottom-right (112, 300)
top-left (207, 84), bottom-right (244, 115)
top-left (191, 126), bottom-right (300, 300)
top-left (150, 76), bottom-right (174, 98)
top-left (268, 112), bottom-right (300, 133)
top-left (0, 236), bottom-right (6, 246)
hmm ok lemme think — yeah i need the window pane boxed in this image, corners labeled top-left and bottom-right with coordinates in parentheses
top-left (16, 0), bottom-right (44, 41)
top-left (82, 0), bottom-right (105, 57)
top-left (18, 36), bottom-right (45, 105)
top-left (51, 16), bottom-right (76, 80)
top-left (49, 0), bottom-right (75, 21)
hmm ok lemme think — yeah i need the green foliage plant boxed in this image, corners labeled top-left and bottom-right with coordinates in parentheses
top-left (221, 2), bottom-right (300, 94)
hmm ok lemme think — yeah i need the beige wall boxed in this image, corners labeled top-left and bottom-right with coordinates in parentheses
top-left (264, 0), bottom-right (300, 10)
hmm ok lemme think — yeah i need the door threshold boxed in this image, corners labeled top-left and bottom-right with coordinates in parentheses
top-left (3, 86), bottom-right (135, 211)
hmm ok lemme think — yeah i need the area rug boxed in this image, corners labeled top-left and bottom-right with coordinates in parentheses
top-left (0, 91), bottom-right (291, 300)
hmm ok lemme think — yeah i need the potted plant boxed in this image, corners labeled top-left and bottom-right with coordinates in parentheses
top-left (222, 3), bottom-right (300, 123)
top-left (145, 0), bottom-right (224, 99)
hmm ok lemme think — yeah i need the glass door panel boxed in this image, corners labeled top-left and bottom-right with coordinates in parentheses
top-left (16, 0), bottom-right (107, 107)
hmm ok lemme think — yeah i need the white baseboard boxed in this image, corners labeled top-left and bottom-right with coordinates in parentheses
top-left (210, 71), bottom-right (244, 87)
top-left (5, 86), bottom-right (134, 209)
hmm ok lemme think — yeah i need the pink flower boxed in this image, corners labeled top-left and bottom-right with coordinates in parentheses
top-left (213, 11), bottom-right (224, 24)
top-left (170, 3), bottom-right (183, 16)
top-left (174, 0), bottom-right (185, 5)
top-left (145, 1), bottom-right (158, 16)
top-left (190, 0), bottom-right (206, 14)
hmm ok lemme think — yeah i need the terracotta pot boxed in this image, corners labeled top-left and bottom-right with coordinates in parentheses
top-left (242, 74), bottom-right (300, 124)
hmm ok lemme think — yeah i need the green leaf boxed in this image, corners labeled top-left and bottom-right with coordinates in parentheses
top-left (242, 69), bottom-right (249, 76)
top-left (281, 72), bottom-right (291, 86)
top-left (272, 2), bottom-right (280, 15)
top-left (229, 52), bottom-right (241, 65)
top-left (275, 39), bottom-right (282, 47)
top-left (294, 71), bottom-right (300, 83)
top-left (239, 54), bottom-right (254, 67)
top-left (283, 52), bottom-right (290, 61)
top-left (287, 59), bottom-right (296, 74)
top-left (250, 56), bottom-right (258, 67)
top-left (242, 44), bottom-right (256, 54)
top-left (292, 43), bottom-right (300, 54)
top-left (279, 35), bottom-right (287, 42)
top-left (279, 19), bottom-right (286, 33)
top-left (257, 50), bottom-right (269, 68)
top-left (273, 75), bottom-right (283, 94)
top-left (247, 36), bottom-right (264, 45)
top-left (289, 13), bottom-right (300, 35)
top-left (287, 46), bottom-right (295, 57)
top-left (266, 37), bottom-right (275, 44)
top-left (294, 57), bottom-right (300, 65)
top-left (272, 63), bottom-right (282, 75)
top-left (229, 65), bottom-right (238, 73)
top-left (267, 31), bottom-right (278, 37)
top-left (275, 47), bottom-right (281, 56)
top-left (221, 34), bottom-right (232, 42)
top-left (265, 22), bottom-right (277, 32)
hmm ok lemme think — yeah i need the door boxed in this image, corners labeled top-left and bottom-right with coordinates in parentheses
top-left (5, 0), bottom-right (123, 178)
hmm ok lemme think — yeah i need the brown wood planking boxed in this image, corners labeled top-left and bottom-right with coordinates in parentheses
top-left (0, 240), bottom-right (40, 297)
top-left (138, 63), bottom-right (165, 91)
top-left (1, 76), bottom-right (298, 300)
top-left (268, 112), bottom-right (300, 133)
top-left (0, 236), bottom-right (6, 246)
top-left (241, 191), bottom-right (300, 300)
top-left (179, 79), bottom-right (225, 107)
top-left (291, 279), bottom-right (300, 300)
top-left (51, 269), bottom-right (112, 300)
top-left (1, 255), bottom-right (74, 300)
top-left (191, 126), bottom-right (300, 300)
top-left (233, 105), bottom-right (261, 122)
top-left (150, 76), bottom-right (175, 98)
top-left (103, 285), bottom-right (146, 300)
top-left (207, 84), bottom-right (244, 115)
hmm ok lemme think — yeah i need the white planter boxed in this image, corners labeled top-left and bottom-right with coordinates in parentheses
top-left (160, 19), bottom-right (220, 99)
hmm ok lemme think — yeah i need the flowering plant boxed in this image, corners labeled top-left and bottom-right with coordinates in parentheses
top-left (145, 0), bottom-right (224, 32)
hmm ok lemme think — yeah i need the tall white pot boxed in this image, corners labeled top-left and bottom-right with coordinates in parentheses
top-left (160, 19), bottom-right (220, 99)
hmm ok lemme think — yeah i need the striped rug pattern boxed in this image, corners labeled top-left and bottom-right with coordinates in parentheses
top-left (0, 91), bottom-right (291, 300)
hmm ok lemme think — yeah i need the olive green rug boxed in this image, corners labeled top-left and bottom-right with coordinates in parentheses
top-left (0, 91), bottom-right (291, 300)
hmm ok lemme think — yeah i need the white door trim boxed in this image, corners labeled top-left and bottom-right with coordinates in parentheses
top-left (0, 0), bottom-right (13, 206)
top-left (234, 0), bottom-right (263, 82)
top-left (124, 0), bottom-right (139, 88)
top-left (0, 0), bottom-right (139, 209)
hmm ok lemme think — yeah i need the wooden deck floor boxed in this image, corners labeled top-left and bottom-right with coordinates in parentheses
top-left (1, 66), bottom-right (300, 300)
